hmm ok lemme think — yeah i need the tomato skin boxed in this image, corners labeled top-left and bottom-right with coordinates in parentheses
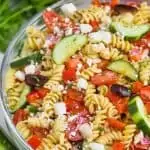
top-left (66, 115), bottom-right (89, 142)
top-left (111, 0), bottom-right (119, 7)
top-left (13, 109), bottom-right (28, 125)
top-left (132, 81), bottom-right (144, 94)
top-left (67, 89), bottom-right (84, 102)
top-left (91, 71), bottom-right (118, 86)
top-left (129, 48), bottom-right (142, 61)
top-left (90, 20), bottom-right (100, 31)
top-left (27, 91), bottom-right (40, 104)
top-left (112, 142), bottom-right (125, 150)
top-left (140, 86), bottom-right (150, 103)
top-left (66, 58), bottom-right (81, 69)
top-left (97, 60), bottom-right (109, 70)
top-left (63, 69), bottom-right (76, 82)
top-left (28, 135), bottom-right (41, 150)
top-left (91, 0), bottom-right (101, 6)
top-left (37, 87), bottom-right (49, 98)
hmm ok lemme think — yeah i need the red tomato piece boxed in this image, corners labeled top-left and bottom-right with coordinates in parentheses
top-left (30, 127), bottom-right (49, 138)
top-left (27, 91), bottom-right (40, 104)
top-left (116, 99), bottom-right (128, 114)
top-left (112, 141), bottom-right (125, 150)
top-left (28, 135), bottom-right (41, 150)
top-left (111, 0), bottom-right (119, 7)
top-left (66, 58), bottom-right (81, 69)
top-left (97, 60), bottom-right (109, 70)
top-left (107, 90), bottom-right (121, 103)
top-left (145, 103), bottom-right (150, 114)
top-left (132, 81), bottom-right (144, 94)
top-left (134, 144), bottom-right (149, 150)
top-left (67, 89), bottom-right (84, 102)
top-left (90, 20), bottom-right (100, 31)
top-left (42, 10), bottom-right (61, 31)
top-left (91, 0), bottom-right (101, 6)
top-left (66, 115), bottom-right (89, 142)
top-left (107, 118), bottom-right (126, 130)
top-left (91, 71), bottom-right (118, 86)
top-left (13, 109), bottom-right (28, 125)
top-left (140, 86), bottom-right (150, 103)
top-left (37, 87), bottom-right (49, 98)
top-left (63, 69), bottom-right (76, 82)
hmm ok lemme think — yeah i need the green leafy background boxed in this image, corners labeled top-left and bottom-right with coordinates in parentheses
top-left (0, 0), bottom-right (57, 149)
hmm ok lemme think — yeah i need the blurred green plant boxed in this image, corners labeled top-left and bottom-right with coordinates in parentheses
top-left (0, 0), bottom-right (57, 52)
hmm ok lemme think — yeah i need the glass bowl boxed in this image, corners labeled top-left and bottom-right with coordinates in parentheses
top-left (0, 0), bottom-right (148, 149)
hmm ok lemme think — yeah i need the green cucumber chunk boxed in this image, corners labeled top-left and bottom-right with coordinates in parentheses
top-left (128, 96), bottom-right (150, 135)
top-left (107, 60), bottom-right (138, 81)
top-left (10, 52), bottom-right (43, 68)
top-left (52, 35), bottom-right (88, 64)
top-left (11, 85), bottom-right (30, 113)
top-left (110, 22), bottom-right (150, 40)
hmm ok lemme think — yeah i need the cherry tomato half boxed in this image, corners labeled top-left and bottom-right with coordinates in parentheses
top-left (28, 135), bottom-right (41, 150)
top-left (63, 69), bottom-right (76, 82)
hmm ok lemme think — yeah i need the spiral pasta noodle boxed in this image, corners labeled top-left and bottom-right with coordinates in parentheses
top-left (96, 130), bottom-right (123, 144)
top-left (7, 82), bottom-right (25, 111)
top-left (42, 91), bottom-right (62, 117)
top-left (97, 85), bottom-right (108, 96)
top-left (134, 2), bottom-right (150, 25)
top-left (139, 59), bottom-right (150, 85)
top-left (70, 6), bottom-right (103, 24)
top-left (16, 121), bottom-right (31, 140)
top-left (44, 64), bottom-right (64, 89)
top-left (123, 124), bottom-right (136, 150)
top-left (80, 64), bottom-right (101, 80)
top-left (98, 95), bottom-right (119, 119)
top-left (111, 34), bottom-right (133, 53)
top-left (26, 26), bottom-right (46, 50)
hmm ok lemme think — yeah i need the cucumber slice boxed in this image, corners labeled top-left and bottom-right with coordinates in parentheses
top-left (10, 52), bottom-right (43, 68)
top-left (110, 22), bottom-right (150, 40)
top-left (128, 96), bottom-right (150, 135)
top-left (11, 85), bottom-right (30, 113)
top-left (53, 35), bottom-right (88, 64)
top-left (107, 60), bottom-right (138, 81)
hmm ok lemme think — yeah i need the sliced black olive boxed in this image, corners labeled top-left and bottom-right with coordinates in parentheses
top-left (25, 74), bottom-right (48, 87)
top-left (111, 84), bottom-right (131, 97)
top-left (113, 4), bottom-right (138, 15)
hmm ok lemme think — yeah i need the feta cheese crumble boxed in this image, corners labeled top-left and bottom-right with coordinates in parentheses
top-left (15, 71), bottom-right (25, 81)
top-left (61, 3), bottom-right (77, 17)
top-left (24, 64), bottom-right (36, 74)
top-left (89, 143), bottom-right (105, 150)
top-left (80, 24), bottom-right (93, 34)
top-left (54, 102), bottom-right (66, 115)
top-left (77, 78), bottom-right (88, 90)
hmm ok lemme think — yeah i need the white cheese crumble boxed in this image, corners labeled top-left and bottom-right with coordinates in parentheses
top-left (54, 102), bottom-right (66, 115)
top-left (15, 71), bottom-right (25, 81)
top-left (54, 26), bottom-right (61, 34)
top-left (89, 30), bottom-right (112, 44)
top-left (24, 64), bottom-right (36, 74)
top-left (79, 123), bottom-right (92, 139)
top-left (77, 78), bottom-right (88, 90)
top-left (80, 24), bottom-right (93, 34)
top-left (61, 3), bottom-right (77, 17)
top-left (65, 28), bottom-right (73, 36)
top-left (89, 143), bottom-right (105, 150)
top-left (134, 131), bottom-right (144, 145)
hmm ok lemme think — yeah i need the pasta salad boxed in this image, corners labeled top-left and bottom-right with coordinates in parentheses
top-left (6, 1), bottom-right (150, 150)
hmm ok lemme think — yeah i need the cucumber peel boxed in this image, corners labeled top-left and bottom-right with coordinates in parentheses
top-left (107, 60), bottom-right (138, 81)
top-left (128, 96), bottom-right (150, 135)
top-left (10, 85), bottom-right (30, 113)
top-left (52, 35), bottom-right (88, 64)
top-left (10, 52), bottom-right (43, 68)
top-left (110, 22), bottom-right (150, 40)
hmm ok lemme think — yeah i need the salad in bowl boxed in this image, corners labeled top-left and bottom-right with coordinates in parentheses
top-left (3, 0), bottom-right (150, 149)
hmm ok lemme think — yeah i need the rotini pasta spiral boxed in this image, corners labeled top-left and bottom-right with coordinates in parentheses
top-left (16, 121), bottom-right (31, 140)
top-left (70, 6), bottom-right (103, 24)
top-left (80, 64), bottom-right (101, 80)
top-left (98, 95), bottom-right (119, 119)
top-left (96, 130), bottom-right (123, 144)
top-left (26, 117), bottom-right (50, 129)
top-left (26, 26), bottom-right (46, 50)
top-left (97, 85), bottom-right (108, 96)
top-left (134, 2), bottom-right (150, 25)
top-left (123, 124), bottom-right (136, 150)
top-left (7, 82), bottom-right (25, 111)
top-left (139, 59), bottom-right (150, 85)
top-left (41, 55), bottom-right (53, 71)
top-left (111, 34), bottom-right (133, 53)
top-left (90, 109), bottom-right (107, 140)
top-left (42, 91), bottom-right (62, 117)
top-left (44, 64), bottom-right (64, 89)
